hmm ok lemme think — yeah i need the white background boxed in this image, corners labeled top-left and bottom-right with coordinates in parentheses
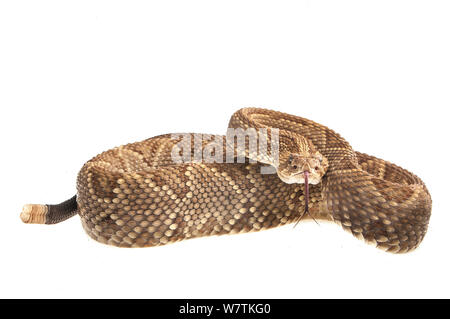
top-left (0, 1), bottom-right (449, 298)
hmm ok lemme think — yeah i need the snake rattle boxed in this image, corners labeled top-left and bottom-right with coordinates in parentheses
top-left (21, 108), bottom-right (432, 253)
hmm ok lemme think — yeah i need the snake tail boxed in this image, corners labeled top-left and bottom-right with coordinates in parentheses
top-left (20, 195), bottom-right (78, 225)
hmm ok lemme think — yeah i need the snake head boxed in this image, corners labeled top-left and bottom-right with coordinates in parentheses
top-left (277, 151), bottom-right (328, 185)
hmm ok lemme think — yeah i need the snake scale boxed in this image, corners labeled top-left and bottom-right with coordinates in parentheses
top-left (21, 108), bottom-right (432, 253)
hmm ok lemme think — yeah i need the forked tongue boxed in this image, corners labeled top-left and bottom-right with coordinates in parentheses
top-left (304, 171), bottom-right (309, 214)
top-left (294, 170), bottom-right (318, 227)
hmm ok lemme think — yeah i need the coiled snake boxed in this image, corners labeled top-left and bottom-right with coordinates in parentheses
top-left (21, 108), bottom-right (432, 253)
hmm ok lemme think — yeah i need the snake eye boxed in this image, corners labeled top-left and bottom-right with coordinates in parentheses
top-left (292, 165), bottom-right (298, 170)
top-left (314, 166), bottom-right (319, 171)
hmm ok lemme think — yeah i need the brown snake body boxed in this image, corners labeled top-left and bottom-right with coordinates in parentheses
top-left (21, 108), bottom-right (432, 252)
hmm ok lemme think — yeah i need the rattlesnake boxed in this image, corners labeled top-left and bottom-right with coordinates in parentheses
top-left (21, 108), bottom-right (432, 252)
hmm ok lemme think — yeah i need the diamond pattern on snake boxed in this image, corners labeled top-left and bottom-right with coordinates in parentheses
top-left (21, 108), bottom-right (432, 253)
